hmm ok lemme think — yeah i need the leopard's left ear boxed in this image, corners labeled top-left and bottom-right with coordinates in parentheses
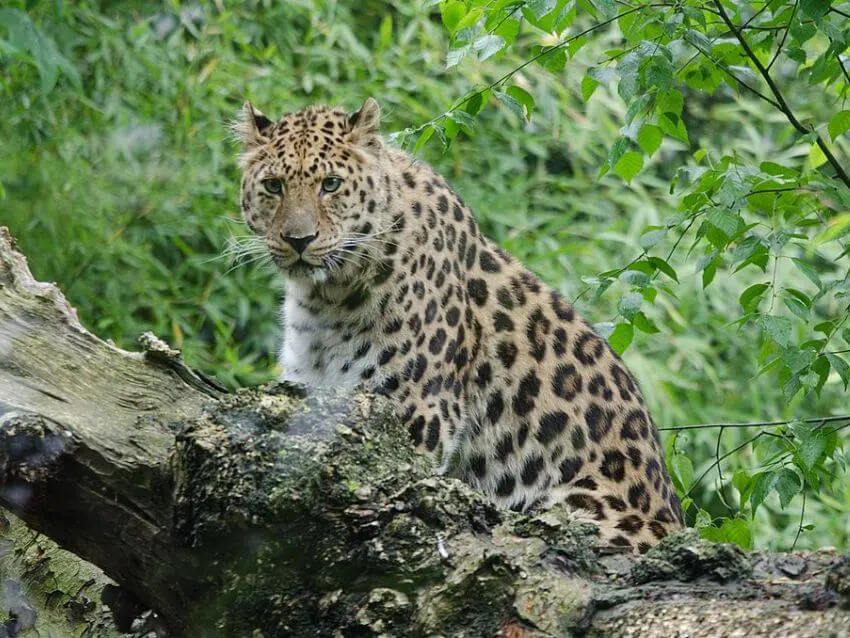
top-left (347, 98), bottom-right (382, 151)
top-left (233, 101), bottom-right (274, 148)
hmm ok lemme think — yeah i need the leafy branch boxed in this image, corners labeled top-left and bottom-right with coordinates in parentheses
top-left (712, 0), bottom-right (850, 189)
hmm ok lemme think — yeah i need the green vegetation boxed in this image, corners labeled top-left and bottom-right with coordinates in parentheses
top-left (2, 0), bottom-right (849, 551)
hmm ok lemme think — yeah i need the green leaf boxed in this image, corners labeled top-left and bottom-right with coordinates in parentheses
top-left (608, 136), bottom-right (630, 171)
top-left (739, 283), bottom-right (769, 312)
top-left (732, 470), bottom-right (752, 503)
top-left (588, 65), bottom-right (617, 85)
top-left (0, 8), bottom-right (81, 93)
top-left (639, 228), bottom-right (666, 249)
top-left (413, 125), bottom-right (436, 153)
top-left (463, 89), bottom-right (487, 116)
top-left (473, 34), bottom-right (505, 61)
top-left (538, 46), bottom-right (567, 72)
top-left (613, 151), bottom-right (644, 183)
top-left (814, 213), bottom-right (850, 245)
top-left (721, 518), bottom-right (753, 549)
top-left (525, 0), bottom-right (558, 19)
top-left (791, 258), bottom-right (822, 288)
top-left (446, 44), bottom-right (472, 68)
top-left (378, 14), bottom-right (393, 50)
top-left (749, 470), bottom-right (776, 514)
top-left (617, 292), bottom-right (643, 319)
top-left (591, 0), bottom-right (617, 18)
top-left (707, 208), bottom-right (739, 237)
top-left (608, 322), bottom-right (634, 354)
top-left (506, 86), bottom-right (535, 118)
top-left (648, 256), bottom-right (678, 281)
top-left (637, 124), bottom-right (663, 156)
top-left (828, 110), bottom-right (850, 141)
top-left (800, 0), bottom-right (831, 19)
top-left (617, 52), bottom-right (640, 101)
top-left (792, 421), bottom-right (829, 470)
top-left (656, 88), bottom-right (683, 116)
top-left (702, 260), bottom-right (718, 288)
top-left (783, 297), bottom-right (810, 320)
top-left (759, 315), bottom-right (793, 347)
top-left (494, 90), bottom-right (526, 120)
top-left (774, 468), bottom-right (802, 508)
top-left (671, 453), bottom-right (694, 491)
top-left (632, 311), bottom-right (659, 334)
top-left (645, 55), bottom-right (674, 91)
top-left (619, 270), bottom-right (651, 288)
top-left (783, 348), bottom-right (816, 374)
top-left (581, 75), bottom-right (599, 101)
top-left (454, 7), bottom-right (483, 32)
top-left (826, 353), bottom-right (850, 389)
top-left (658, 111), bottom-right (689, 144)
top-left (441, 0), bottom-right (466, 34)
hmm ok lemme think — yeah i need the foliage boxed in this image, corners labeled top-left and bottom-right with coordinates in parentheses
top-left (430, 0), bottom-right (850, 548)
top-left (1, 0), bottom-right (849, 550)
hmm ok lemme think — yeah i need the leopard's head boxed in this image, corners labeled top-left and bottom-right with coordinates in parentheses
top-left (234, 98), bottom-right (392, 283)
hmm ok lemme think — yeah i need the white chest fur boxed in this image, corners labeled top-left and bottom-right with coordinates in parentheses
top-left (278, 286), bottom-right (386, 389)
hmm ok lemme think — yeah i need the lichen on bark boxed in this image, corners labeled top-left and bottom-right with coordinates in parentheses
top-left (0, 513), bottom-right (120, 637)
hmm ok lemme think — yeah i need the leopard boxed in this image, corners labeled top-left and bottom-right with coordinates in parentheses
top-left (233, 97), bottom-right (684, 552)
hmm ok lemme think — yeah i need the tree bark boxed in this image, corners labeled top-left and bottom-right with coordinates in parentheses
top-left (1, 225), bottom-right (849, 637)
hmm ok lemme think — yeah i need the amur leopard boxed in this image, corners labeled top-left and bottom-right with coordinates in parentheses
top-left (235, 97), bottom-right (684, 552)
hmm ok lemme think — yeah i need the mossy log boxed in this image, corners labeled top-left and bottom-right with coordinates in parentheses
top-left (1, 225), bottom-right (849, 637)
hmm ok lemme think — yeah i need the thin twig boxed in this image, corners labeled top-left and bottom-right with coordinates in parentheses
top-left (715, 425), bottom-right (725, 485)
top-left (659, 414), bottom-right (850, 432)
top-left (791, 490), bottom-right (806, 550)
top-left (766, 0), bottom-right (797, 72)
top-left (838, 56), bottom-right (850, 88)
top-left (741, 1), bottom-right (773, 29)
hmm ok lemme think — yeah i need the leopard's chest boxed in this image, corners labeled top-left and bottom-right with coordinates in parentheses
top-left (278, 296), bottom-right (391, 389)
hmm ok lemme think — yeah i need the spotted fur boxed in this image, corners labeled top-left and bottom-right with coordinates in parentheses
top-left (235, 98), bottom-right (684, 551)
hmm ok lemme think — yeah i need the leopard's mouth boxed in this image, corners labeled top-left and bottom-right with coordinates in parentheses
top-left (288, 259), bottom-right (322, 275)
top-left (269, 251), bottom-right (324, 275)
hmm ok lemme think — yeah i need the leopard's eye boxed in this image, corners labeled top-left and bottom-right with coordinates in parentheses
top-left (263, 178), bottom-right (283, 195)
top-left (321, 176), bottom-right (343, 194)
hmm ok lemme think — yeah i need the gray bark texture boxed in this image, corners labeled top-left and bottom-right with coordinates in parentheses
top-left (1, 225), bottom-right (849, 638)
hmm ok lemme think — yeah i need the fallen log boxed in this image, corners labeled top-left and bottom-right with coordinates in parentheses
top-left (1, 226), bottom-right (848, 637)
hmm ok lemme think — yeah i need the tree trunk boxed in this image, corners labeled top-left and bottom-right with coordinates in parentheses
top-left (1, 225), bottom-right (848, 637)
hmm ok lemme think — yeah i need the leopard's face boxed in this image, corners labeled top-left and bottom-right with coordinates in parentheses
top-left (237, 99), bottom-right (389, 283)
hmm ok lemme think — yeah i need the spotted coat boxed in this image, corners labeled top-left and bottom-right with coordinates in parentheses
top-left (235, 98), bottom-right (684, 552)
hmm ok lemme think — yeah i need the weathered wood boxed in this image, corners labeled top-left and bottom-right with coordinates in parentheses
top-left (0, 512), bottom-right (121, 637)
top-left (1, 225), bottom-right (849, 637)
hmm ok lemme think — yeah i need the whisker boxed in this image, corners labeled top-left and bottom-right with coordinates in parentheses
top-left (223, 253), bottom-right (273, 275)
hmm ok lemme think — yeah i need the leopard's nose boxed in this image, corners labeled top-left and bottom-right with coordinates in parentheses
top-left (281, 233), bottom-right (317, 254)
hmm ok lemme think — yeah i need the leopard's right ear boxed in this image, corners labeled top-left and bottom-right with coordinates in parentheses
top-left (232, 101), bottom-right (273, 147)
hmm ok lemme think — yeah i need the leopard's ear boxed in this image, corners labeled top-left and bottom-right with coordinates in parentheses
top-left (233, 101), bottom-right (273, 147)
top-left (347, 98), bottom-right (382, 152)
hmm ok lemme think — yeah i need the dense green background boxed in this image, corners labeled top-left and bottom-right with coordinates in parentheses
top-left (2, 0), bottom-right (848, 550)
